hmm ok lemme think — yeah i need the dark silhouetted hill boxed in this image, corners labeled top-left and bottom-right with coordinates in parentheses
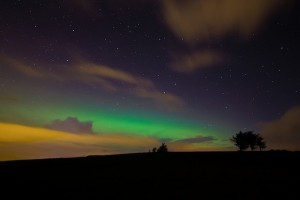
top-left (0, 152), bottom-right (299, 199)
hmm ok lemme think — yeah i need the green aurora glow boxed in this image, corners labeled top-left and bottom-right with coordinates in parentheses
top-left (0, 74), bottom-right (231, 151)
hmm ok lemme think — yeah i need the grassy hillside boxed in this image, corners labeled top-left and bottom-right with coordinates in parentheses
top-left (0, 152), bottom-right (299, 199)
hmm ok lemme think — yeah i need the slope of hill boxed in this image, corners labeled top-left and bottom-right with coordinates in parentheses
top-left (0, 152), bottom-right (299, 199)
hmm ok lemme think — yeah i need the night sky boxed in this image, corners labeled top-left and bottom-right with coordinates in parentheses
top-left (0, 0), bottom-right (300, 160)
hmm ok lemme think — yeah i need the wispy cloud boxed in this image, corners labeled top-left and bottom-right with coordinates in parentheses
top-left (162, 0), bottom-right (284, 43)
top-left (171, 50), bottom-right (224, 73)
top-left (162, 0), bottom-right (287, 73)
top-left (1, 54), bottom-right (183, 110)
top-left (73, 61), bottom-right (184, 110)
top-left (168, 141), bottom-right (222, 152)
top-left (77, 63), bottom-right (138, 84)
top-left (133, 85), bottom-right (183, 110)
top-left (174, 136), bottom-right (216, 144)
top-left (260, 106), bottom-right (300, 151)
top-left (0, 55), bottom-right (63, 80)
top-left (158, 136), bottom-right (223, 151)
top-left (1, 56), bottom-right (43, 78)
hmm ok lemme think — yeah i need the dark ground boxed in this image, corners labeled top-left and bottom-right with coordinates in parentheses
top-left (0, 152), bottom-right (299, 199)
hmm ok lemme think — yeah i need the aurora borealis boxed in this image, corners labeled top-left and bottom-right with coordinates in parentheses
top-left (0, 0), bottom-right (300, 160)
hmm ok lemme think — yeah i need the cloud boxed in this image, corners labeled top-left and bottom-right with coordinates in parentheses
top-left (2, 54), bottom-right (183, 110)
top-left (158, 136), bottom-right (222, 152)
top-left (0, 122), bottom-right (228, 160)
top-left (1, 55), bottom-right (43, 78)
top-left (133, 85), bottom-right (183, 110)
top-left (260, 106), bottom-right (300, 151)
top-left (163, 0), bottom-right (288, 73)
top-left (171, 50), bottom-right (224, 73)
top-left (168, 141), bottom-right (223, 152)
top-left (0, 54), bottom-right (62, 80)
top-left (45, 117), bottom-right (94, 134)
top-left (75, 61), bottom-right (184, 110)
top-left (0, 122), bottom-right (161, 161)
top-left (174, 136), bottom-right (216, 144)
top-left (76, 63), bottom-right (138, 85)
top-left (162, 0), bottom-right (284, 43)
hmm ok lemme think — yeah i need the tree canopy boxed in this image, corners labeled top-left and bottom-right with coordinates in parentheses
top-left (152, 143), bottom-right (168, 153)
top-left (231, 131), bottom-right (266, 151)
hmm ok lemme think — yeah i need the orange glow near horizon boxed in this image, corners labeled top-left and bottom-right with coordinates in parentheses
top-left (0, 122), bottom-right (223, 161)
top-left (0, 122), bottom-right (160, 161)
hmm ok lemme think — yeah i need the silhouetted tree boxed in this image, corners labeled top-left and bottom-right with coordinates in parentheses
top-left (152, 147), bottom-right (157, 153)
top-left (246, 131), bottom-right (259, 151)
top-left (257, 136), bottom-right (267, 151)
top-left (231, 131), bottom-right (267, 151)
top-left (231, 131), bottom-right (249, 151)
top-left (157, 143), bottom-right (168, 153)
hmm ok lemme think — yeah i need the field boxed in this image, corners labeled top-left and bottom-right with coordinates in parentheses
top-left (0, 152), bottom-right (299, 199)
